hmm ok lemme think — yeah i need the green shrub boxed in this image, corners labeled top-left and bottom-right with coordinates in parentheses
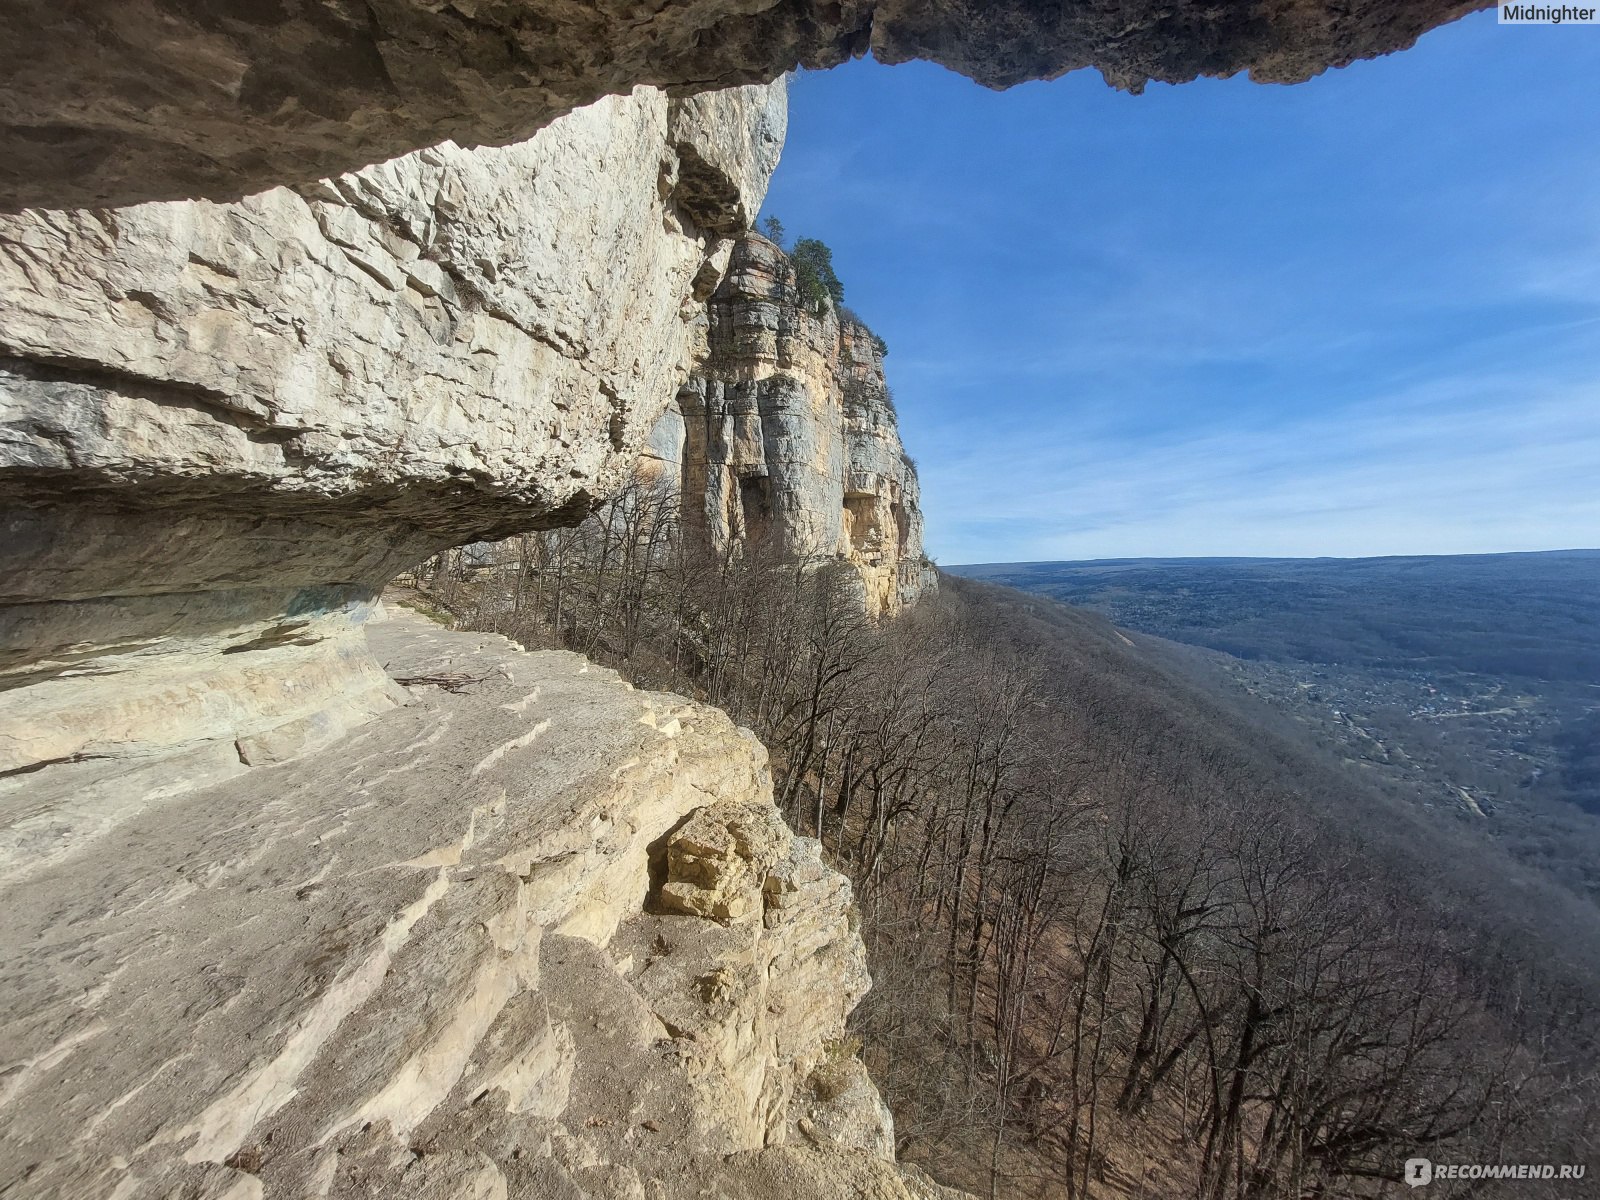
top-left (791, 237), bottom-right (844, 313)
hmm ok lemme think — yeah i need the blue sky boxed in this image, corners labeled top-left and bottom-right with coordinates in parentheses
top-left (757, 13), bottom-right (1600, 565)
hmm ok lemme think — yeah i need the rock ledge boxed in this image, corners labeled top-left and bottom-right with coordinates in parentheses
top-left (0, 607), bottom-right (961, 1200)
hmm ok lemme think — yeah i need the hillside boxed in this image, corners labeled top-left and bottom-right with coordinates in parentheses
top-left (902, 575), bottom-right (1600, 1195)
top-left (954, 553), bottom-right (1600, 900)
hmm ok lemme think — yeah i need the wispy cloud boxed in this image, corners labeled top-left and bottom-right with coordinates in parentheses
top-left (927, 375), bottom-right (1600, 562)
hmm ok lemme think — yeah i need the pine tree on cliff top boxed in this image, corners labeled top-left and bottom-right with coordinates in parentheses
top-left (791, 237), bottom-right (844, 313)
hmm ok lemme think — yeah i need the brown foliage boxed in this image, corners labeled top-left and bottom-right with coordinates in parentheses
top-left (412, 494), bottom-right (1598, 1199)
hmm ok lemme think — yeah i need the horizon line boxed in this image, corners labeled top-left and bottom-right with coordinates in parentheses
top-left (945, 547), bottom-right (1600, 569)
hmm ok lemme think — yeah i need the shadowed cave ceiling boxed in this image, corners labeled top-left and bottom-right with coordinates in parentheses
top-left (0, 0), bottom-right (1485, 212)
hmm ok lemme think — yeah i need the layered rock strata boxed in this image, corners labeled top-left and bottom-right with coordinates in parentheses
top-left (656, 233), bottom-right (934, 617)
top-left (0, 0), bottom-right (1484, 211)
top-left (0, 607), bottom-right (965, 1200)
top-left (0, 82), bottom-right (783, 776)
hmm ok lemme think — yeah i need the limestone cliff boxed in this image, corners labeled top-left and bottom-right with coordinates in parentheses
top-left (648, 234), bottom-right (935, 617)
top-left (0, 83), bottom-right (783, 779)
top-left (0, 609), bottom-right (964, 1200)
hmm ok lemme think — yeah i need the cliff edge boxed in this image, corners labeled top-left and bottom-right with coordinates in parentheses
top-left (0, 607), bottom-right (965, 1200)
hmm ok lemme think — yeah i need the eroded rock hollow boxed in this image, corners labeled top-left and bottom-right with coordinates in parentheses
top-left (0, 0), bottom-right (1487, 773)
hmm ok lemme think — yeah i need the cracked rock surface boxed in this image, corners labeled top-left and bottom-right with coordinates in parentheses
top-left (0, 607), bottom-right (964, 1200)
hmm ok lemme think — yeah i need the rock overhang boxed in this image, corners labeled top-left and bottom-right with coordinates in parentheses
top-left (0, 83), bottom-right (785, 773)
top-left (0, 0), bottom-right (1487, 213)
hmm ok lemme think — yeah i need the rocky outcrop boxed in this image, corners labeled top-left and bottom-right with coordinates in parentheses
top-left (0, 607), bottom-right (963, 1200)
top-left (658, 233), bottom-right (934, 616)
top-left (0, 82), bottom-right (783, 777)
top-left (0, 0), bottom-right (1484, 211)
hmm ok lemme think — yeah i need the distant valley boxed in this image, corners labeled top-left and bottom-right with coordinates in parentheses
top-left (952, 550), bottom-right (1600, 902)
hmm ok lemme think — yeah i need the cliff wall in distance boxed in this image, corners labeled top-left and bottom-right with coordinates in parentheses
top-left (647, 233), bottom-right (935, 618)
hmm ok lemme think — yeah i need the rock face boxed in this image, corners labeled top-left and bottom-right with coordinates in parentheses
top-left (660, 233), bottom-right (934, 617)
top-left (0, 82), bottom-right (783, 776)
top-left (0, 0), bottom-right (1484, 211)
top-left (0, 608), bottom-right (964, 1200)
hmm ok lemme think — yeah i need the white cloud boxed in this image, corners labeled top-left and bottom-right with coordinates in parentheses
top-left (926, 373), bottom-right (1600, 563)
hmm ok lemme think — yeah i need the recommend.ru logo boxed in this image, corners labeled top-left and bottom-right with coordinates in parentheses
top-left (1404, 1157), bottom-right (1587, 1186)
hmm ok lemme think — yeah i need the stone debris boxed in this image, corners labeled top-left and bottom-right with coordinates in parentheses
top-left (657, 800), bottom-right (791, 923)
